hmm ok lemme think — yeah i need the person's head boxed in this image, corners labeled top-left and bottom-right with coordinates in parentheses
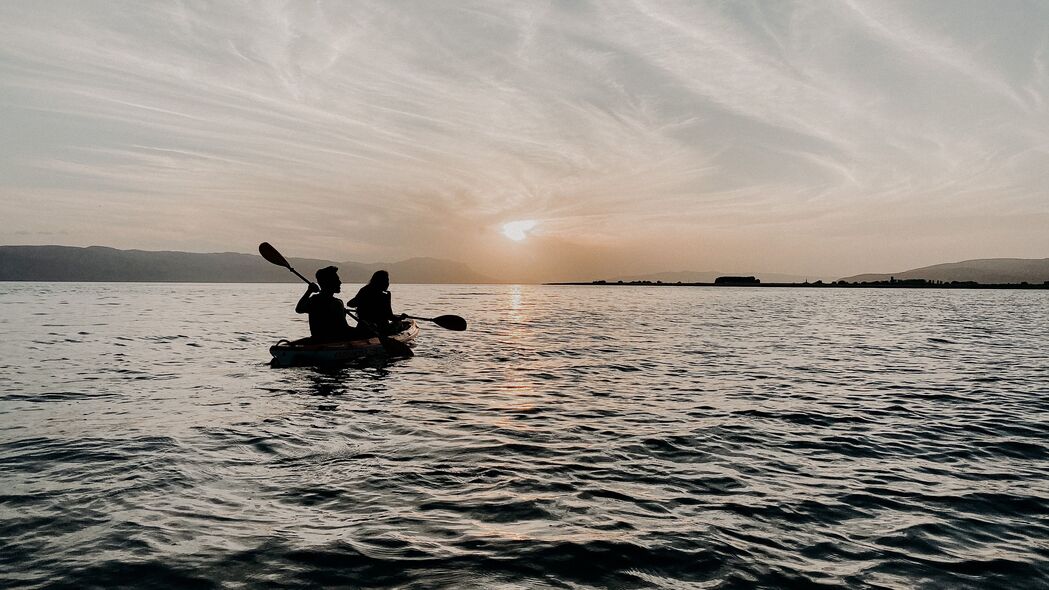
top-left (368, 270), bottom-right (390, 291)
top-left (316, 266), bottom-right (341, 293)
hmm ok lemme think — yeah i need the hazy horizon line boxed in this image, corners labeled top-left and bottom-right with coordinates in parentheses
top-left (4, 242), bottom-right (1047, 284)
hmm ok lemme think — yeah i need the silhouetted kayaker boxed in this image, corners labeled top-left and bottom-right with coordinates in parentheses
top-left (348, 270), bottom-right (405, 335)
top-left (295, 266), bottom-right (358, 341)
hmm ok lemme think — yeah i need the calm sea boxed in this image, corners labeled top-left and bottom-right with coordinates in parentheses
top-left (1, 283), bottom-right (1047, 589)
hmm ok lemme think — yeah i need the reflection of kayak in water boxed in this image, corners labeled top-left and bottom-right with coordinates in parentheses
top-left (270, 320), bottom-right (419, 366)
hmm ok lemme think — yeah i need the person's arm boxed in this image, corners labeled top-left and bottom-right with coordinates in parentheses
top-left (295, 283), bottom-right (319, 314)
top-left (383, 291), bottom-right (404, 321)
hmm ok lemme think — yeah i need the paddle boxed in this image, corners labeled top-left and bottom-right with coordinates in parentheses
top-left (405, 314), bottom-right (467, 332)
top-left (258, 242), bottom-right (414, 358)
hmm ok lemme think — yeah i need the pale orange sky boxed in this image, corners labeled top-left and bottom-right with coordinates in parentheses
top-left (2, 1), bottom-right (1047, 282)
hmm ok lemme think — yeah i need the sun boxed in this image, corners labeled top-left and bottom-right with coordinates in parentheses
top-left (501, 220), bottom-right (538, 241)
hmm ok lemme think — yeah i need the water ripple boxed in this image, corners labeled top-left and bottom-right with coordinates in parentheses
top-left (1, 283), bottom-right (1047, 588)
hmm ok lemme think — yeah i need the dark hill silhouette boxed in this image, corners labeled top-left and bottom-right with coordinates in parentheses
top-left (0, 245), bottom-right (495, 284)
top-left (839, 258), bottom-right (1049, 284)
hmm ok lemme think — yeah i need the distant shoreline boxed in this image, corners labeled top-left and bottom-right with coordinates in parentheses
top-left (547, 280), bottom-right (1049, 289)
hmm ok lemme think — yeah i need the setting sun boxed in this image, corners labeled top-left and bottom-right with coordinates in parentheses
top-left (501, 220), bottom-right (538, 242)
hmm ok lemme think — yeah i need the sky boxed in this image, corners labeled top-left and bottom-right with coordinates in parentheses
top-left (2, 0), bottom-right (1048, 282)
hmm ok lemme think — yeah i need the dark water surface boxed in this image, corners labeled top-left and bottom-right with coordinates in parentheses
top-left (2, 283), bottom-right (1048, 589)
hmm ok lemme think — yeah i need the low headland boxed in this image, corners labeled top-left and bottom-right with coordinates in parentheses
top-left (550, 258), bottom-right (1049, 289)
top-left (548, 277), bottom-right (1049, 289)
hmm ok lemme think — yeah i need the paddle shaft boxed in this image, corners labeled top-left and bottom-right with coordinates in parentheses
top-left (287, 267), bottom-right (312, 286)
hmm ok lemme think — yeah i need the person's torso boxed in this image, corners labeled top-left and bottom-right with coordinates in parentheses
top-left (307, 294), bottom-right (349, 339)
top-left (354, 286), bottom-right (392, 323)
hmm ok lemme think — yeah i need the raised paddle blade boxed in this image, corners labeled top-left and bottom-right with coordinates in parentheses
top-left (431, 315), bottom-right (467, 331)
top-left (258, 242), bottom-right (290, 268)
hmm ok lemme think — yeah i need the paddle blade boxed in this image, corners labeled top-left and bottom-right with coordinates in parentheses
top-left (431, 315), bottom-right (467, 331)
top-left (258, 242), bottom-right (290, 268)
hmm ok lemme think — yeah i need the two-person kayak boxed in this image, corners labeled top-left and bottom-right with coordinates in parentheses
top-left (270, 319), bottom-right (419, 367)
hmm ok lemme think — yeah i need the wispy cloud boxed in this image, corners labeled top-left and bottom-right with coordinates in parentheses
top-left (1, 0), bottom-right (1046, 277)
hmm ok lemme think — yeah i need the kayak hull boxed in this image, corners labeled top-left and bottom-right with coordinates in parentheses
top-left (269, 320), bottom-right (419, 366)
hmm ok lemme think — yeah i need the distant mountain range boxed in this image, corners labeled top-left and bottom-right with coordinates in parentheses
top-left (839, 258), bottom-right (1049, 284)
top-left (0, 246), bottom-right (495, 284)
